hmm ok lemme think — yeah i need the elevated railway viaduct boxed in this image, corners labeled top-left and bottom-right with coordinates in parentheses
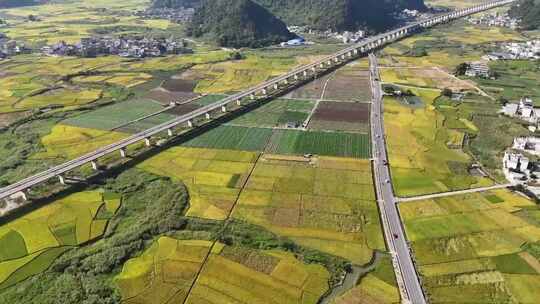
top-left (0, 0), bottom-right (515, 202)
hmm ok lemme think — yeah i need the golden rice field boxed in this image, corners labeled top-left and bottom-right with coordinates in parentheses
top-left (138, 147), bottom-right (384, 265)
top-left (383, 89), bottom-right (491, 197)
top-left (232, 154), bottom-right (384, 265)
top-left (0, 191), bottom-right (121, 289)
top-left (35, 124), bottom-right (129, 160)
top-left (0, 0), bottom-right (170, 45)
top-left (138, 147), bottom-right (259, 220)
top-left (190, 55), bottom-right (298, 94)
top-left (400, 190), bottom-right (540, 303)
top-left (115, 236), bottom-right (330, 304)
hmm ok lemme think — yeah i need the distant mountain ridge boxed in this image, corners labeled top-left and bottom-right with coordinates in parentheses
top-left (152, 0), bottom-right (426, 31)
top-left (0, 0), bottom-right (45, 8)
top-left (186, 0), bottom-right (294, 48)
top-left (509, 0), bottom-right (540, 30)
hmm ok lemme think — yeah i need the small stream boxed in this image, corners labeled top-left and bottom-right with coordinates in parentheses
top-left (319, 251), bottom-right (384, 304)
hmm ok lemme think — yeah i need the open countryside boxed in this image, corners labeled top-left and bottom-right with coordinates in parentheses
top-left (1, 0), bottom-right (540, 303)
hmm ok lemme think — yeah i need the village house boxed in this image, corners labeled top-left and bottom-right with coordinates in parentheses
top-left (501, 97), bottom-right (540, 125)
top-left (503, 151), bottom-right (531, 184)
top-left (512, 137), bottom-right (540, 156)
top-left (41, 36), bottom-right (192, 58)
top-left (465, 61), bottom-right (490, 78)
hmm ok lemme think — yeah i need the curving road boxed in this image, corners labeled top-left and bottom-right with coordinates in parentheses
top-left (0, 0), bottom-right (516, 205)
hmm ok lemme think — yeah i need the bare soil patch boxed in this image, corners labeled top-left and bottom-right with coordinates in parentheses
top-left (284, 74), bottom-right (332, 100)
top-left (161, 78), bottom-right (197, 92)
top-left (165, 103), bottom-right (201, 115)
top-left (323, 70), bottom-right (371, 102)
top-left (309, 101), bottom-right (370, 132)
top-left (0, 111), bottom-right (31, 128)
top-left (145, 88), bottom-right (199, 105)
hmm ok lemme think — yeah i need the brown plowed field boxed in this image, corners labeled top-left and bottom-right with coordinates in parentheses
top-left (322, 69), bottom-right (371, 102)
top-left (313, 101), bottom-right (370, 123)
top-left (309, 101), bottom-right (370, 133)
top-left (145, 89), bottom-right (199, 105)
top-left (161, 78), bottom-right (197, 92)
top-left (284, 74), bottom-right (332, 100)
top-left (165, 103), bottom-right (201, 115)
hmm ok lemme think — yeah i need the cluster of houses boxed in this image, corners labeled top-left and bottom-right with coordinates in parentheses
top-left (41, 36), bottom-right (192, 58)
top-left (502, 151), bottom-right (539, 184)
top-left (484, 40), bottom-right (540, 61)
top-left (465, 61), bottom-right (491, 78)
top-left (500, 97), bottom-right (540, 128)
top-left (134, 7), bottom-right (195, 23)
top-left (0, 35), bottom-right (30, 60)
top-left (287, 25), bottom-right (366, 44)
top-left (467, 12), bottom-right (519, 29)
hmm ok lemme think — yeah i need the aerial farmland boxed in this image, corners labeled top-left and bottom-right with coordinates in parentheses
top-left (1, 0), bottom-right (540, 303)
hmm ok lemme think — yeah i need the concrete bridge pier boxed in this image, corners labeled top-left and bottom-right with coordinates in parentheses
top-left (284, 79), bottom-right (289, 85)
top-left (303, 70), bottom-right (308, 77)
top-left (221, 105), bottom-right (227, 113)
top-left (205, 113), bottom-right (211, 120)
top-left (334, 57), bottom-right (339, 63)
top-left (91, 160), bottom-right (99, 170)
top-left (250, 94), bottom-right (255, 100)
top-left (319, 63), bottom-right (324, 68)
top-left (120, 147), bottom-right (127, 158)
top-left (167, 128), bottom-right (173, 137)
top-left (236, 99), bottom-right (241, 106)
top-left (187, 120), bottom-right (193, 128)
top-left (273, 83), bottom-right (279, 90)
top-left (294, 74), bottom-right (299, 80)
top-left (144, 137), bottom-right (152, 147)
top-left (58, 175), bottom-right (66, 185)
top-left (262, 88), bottom-right (267, 95)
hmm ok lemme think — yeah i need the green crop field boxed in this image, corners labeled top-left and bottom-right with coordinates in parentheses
top-left (63, 99), bottom-right (176, 132)
top-left (182, 126), bottom-right (273, 151)
top-left (400, 190), bottom-right (540, 303)
top-left (227, 98), bottom-right (315, 128)
top-left (0, 191), bottom-right (121, 289)
top-left (266, 129), bottom-right (371, 158)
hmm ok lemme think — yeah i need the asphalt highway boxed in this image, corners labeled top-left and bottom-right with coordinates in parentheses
top-left (369, 53), bottom-right (426, 304)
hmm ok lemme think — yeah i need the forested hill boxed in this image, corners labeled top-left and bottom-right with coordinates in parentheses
top-left (153, 0), bottom-right (426, 32)
top-left (186, 0), bottom-right (294, 48)
top-left (254, 0), bottom-right (427, 31)
top-left (0, 0), bottom-right (44, 8)
top-left (509, 0), bottom-right (540, 30)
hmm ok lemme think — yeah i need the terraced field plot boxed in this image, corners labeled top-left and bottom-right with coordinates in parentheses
top-left (180, 124), bottom-right (371, 158)
top-left (383, 88), bottom-right (491, 197)
top-left (116, 237), bottom-right (330, 304)
top-left (35, 124), bottom-right (130, 160)
top-left (226, 98), bottom-right (315, 128)
top-left (309, 101), bottom-right (370, 133)
top-left (233, 155), bottom-right (383, 265)
top-left (322, 68), bottom-right (372, 102)
top-left (266, 129), bottom-right (371, 158)
top-left (284, 74), bottom-right (332, 100)
top-left (400, 190), bottom-right (540, 303)
top-left (138, 147), bottom-right (259, 220)
top-left (63, 99), bottom-right (177, 133)
top-left (190, 55), bottom-right (297, 94)
top-left (380, 67), bottom-right (479, 92)
top-left (0, 191), bottom-right (121, 289)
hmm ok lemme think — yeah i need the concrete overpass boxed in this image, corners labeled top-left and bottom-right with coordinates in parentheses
top-left (0, 0), bottom-right (516, 202)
